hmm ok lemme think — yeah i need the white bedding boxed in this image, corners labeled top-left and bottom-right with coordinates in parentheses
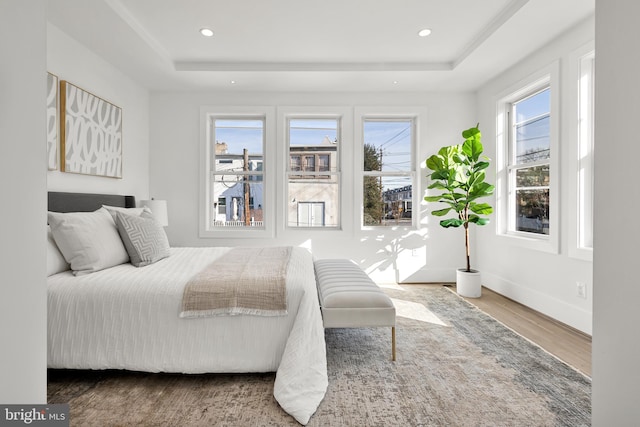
top-left (47, 246), bottom-right (327, 425)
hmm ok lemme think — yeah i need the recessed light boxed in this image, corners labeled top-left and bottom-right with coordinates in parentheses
top-left (418, 28), bottom-right (432, 37)
top-left (230, 80), bottom-right (236, 84)
top-left (393, 80), bottom-right (399, 85)
top-left (200, 28), bottom-right (214, 37)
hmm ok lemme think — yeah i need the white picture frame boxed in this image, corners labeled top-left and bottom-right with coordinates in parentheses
top-left (60, 80), bottom-right (122, 178)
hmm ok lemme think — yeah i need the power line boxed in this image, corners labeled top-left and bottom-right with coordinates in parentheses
top-left (380, 126), bottom-right (410, 149)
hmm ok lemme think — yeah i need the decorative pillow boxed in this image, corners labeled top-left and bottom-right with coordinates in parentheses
top-left (47, 208), bottom-right (130, 275)
top-left (47, 226), bottom-right (70, 276)
top-left (115, 210), bottom-right (170, 267)
top-left (102, 205), bottom-right (151, 222)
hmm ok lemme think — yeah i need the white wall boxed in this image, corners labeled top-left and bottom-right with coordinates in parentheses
top-left (475, 17), bottom-right (594, 334)
top-left (2, 1), bottom-right (632, 418)
top-left (46, 23), bottom-right (150, 199)
top-left (592, 1), bottom-right (640, 423)
top-left (0, 0), bottom-right (48, 403)
top-left (149, 91), bottom-right (475, 283)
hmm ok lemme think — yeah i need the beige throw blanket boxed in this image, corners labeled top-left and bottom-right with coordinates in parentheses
top-left (179, 247), bottom-right (292, 318)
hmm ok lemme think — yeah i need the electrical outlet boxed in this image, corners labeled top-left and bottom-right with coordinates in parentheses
top-left (576, 282), bottom-right (587, 299)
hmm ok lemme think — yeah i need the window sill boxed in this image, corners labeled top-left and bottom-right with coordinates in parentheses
top-left (498, 231), bottom-right (559, 254)
top-left (361, 224), bottom-right (416, 232)
top-left (285, 226), bottom-right (342, 232)
top-left (199, 227), bottom-right (273, 239)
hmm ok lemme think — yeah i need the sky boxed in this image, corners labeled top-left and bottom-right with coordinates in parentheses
top-left (364, 120), bottom-right (413, 190)
top-left (514, 88), bottom-right (550, 162)
top-left (214, 119), bottom-right (264, 155)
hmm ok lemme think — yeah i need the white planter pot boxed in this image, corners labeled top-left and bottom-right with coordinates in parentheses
top-left (456, 268), bottom-right (482, 298)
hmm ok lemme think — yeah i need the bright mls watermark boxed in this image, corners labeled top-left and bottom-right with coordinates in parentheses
top-left (0, 405), bottom-right (68, 426)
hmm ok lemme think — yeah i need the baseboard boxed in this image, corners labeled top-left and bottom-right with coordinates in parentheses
top-left (482, 272), bottom-right (592, 336)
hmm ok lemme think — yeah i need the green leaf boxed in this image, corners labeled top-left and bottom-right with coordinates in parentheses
top-left (462, 138), bottom-right (483, 162)
top-left (454, 202), bottom-right (467, 212)
top-left (473, 161), bottom-right (490, 172)
top-left (426, 155), bottom-right (444, 171)
top-left (424, 195), bottom-right (444, 202)
top-left (468, 215), bottom-right (488, 225)
top-left (453, 169), bottom-right (467, 183)
top-left (453, 153), bottom-right (468, 165)
top-left (432, 208), bottom-right (452, 216)
top-left (461, 125), bottom-right (480, 140)
top-left (468, 171), bottom-right (486, 189)
top-left (440, 218), bottom-right (464, 228)
top-left (427, 182), bottom-right (449, 190)
top-left (476, 218), bottom-right (489, 225)
top-left (438, 146), bottom-right (454, 159)
top-left (430, 170), bottom-right (449, 181)
top-left (469, 182), bottom-right (495, 198)
top-left (469, 203), bottom-right (493, 215)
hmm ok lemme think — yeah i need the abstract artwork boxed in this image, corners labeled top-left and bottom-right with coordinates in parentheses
top-left (60, 81), bottom-right (122, 178)
top-left (47, 72), bottom-right (58, 170)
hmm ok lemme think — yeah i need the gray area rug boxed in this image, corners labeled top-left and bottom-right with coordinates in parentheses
top-left (48, 285), bottom-right (591, 426)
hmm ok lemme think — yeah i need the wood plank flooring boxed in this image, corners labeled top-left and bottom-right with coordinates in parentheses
top-left (457, 285), bottom-right (592, 377)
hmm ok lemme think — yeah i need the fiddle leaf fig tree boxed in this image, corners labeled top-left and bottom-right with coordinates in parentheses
top-left (424, 124), bottom-right (494, 272)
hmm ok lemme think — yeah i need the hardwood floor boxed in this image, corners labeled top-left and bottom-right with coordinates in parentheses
top-left (457, 285), bottom-right (592, 377)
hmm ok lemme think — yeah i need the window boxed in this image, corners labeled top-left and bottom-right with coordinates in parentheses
top-left (201, 106), bottom-right (423, 237)
top-left (496, 63), bottom-right (559, 253)
top-left (509, 88), bottom-right (551, 235)
top-left (303, 155), bottom-right (315, 172)
top-left (567, 46), bottom-right (595, 260)
top-left (578, 51), bottom-right (595, 251)
top-left (286, 118), bottom-right (340, 228)
top-left (361, 118), bottom-right (415, 227)
top-left (200, 106), bottom-right (275, 238)
top-left (217, 197), bottom-right (226, 215)
top-left (210, 118), bottom-right (264, 227)
top-left (290, 154), bottom-right (330, 177)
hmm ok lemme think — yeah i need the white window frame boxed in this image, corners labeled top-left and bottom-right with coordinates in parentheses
top-left (496, 62), bottom-right (560, 253)
top-left (568, 43), bottom-right (595, 261)
top-left (277, 107), bottom-right (353, 236)
top-left (354, 107), bottom-right (425, 231)
top-left (199, 106), bottom-right (276, 239)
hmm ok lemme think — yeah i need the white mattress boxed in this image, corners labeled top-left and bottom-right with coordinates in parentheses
top-left (47, 246), bottom-right (327, 425)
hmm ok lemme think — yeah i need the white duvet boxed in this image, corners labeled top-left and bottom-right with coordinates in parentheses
top-left (47, 247), bottom-right (327, 425)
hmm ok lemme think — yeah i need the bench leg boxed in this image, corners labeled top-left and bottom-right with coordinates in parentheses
top-left (392, 326), bottom-right (396, 361)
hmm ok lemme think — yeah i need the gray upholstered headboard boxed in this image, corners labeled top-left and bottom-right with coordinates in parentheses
top-left (48, 192), bottom-right (136, 213)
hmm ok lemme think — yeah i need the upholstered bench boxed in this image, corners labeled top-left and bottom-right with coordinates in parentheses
top-left (314, 259), bottom-right (396, 361)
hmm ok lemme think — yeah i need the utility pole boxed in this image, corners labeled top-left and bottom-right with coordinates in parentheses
top-left (379, 147), bottom-right (383, 224)
top-left (243, 149), bottom-right (251, 226)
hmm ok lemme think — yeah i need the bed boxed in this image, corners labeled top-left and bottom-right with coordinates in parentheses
top-left (46, 192), bottom-right (327, 425)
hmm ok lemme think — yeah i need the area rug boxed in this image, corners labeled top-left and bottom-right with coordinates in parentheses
top-left (47, 285), bottom-right (591, 426)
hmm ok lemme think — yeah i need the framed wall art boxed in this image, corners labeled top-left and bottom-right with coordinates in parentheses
top-left (46, 72), bottom-right (58, 170)
top-left (60, 80), bottom-right (122, 178)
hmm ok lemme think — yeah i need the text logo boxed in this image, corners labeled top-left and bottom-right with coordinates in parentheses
top-left (0, 405), bottom-right (68, 426)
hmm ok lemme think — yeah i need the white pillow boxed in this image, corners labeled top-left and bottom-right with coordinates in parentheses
top-left (115, 210), bottom-right (170, 267)
top-left (48, 208), bottom-right (129, 275)
top-left (47, 226), bottom-right (70, 276)
top-left (102, 204), bottom-right (151, 222)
